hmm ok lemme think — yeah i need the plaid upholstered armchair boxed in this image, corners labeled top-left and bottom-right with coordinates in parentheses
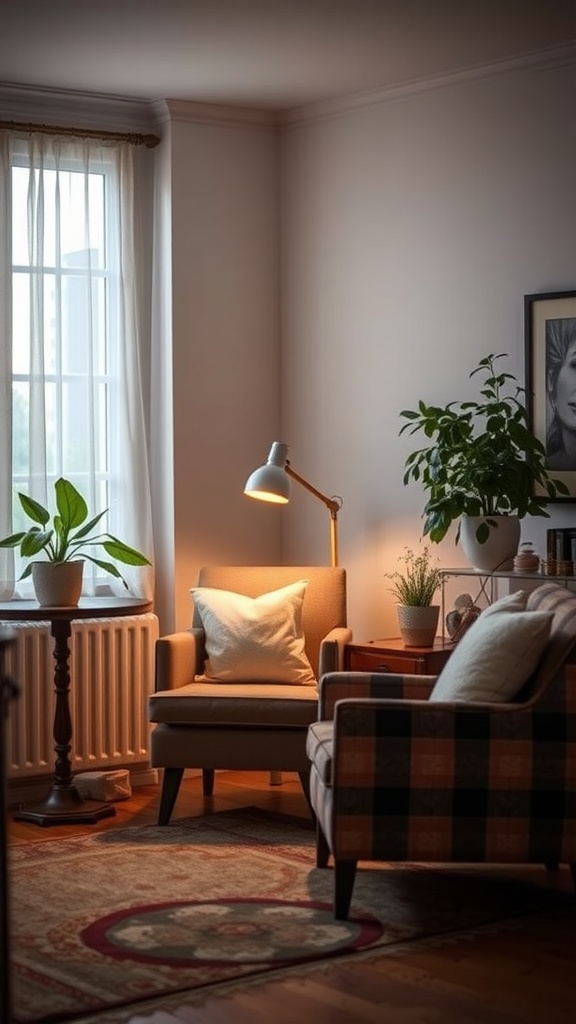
top-left (307, 582), bottom-right (576, 920)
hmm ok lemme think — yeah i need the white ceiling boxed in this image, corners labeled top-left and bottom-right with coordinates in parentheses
top-left (1, 0), bottom-right (576, 112)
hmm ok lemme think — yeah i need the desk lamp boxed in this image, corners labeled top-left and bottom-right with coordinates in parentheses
top-left (244, 441), bottom-right (342, 567)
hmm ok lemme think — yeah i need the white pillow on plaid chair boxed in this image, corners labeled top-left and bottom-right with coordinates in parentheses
top-left (430, 590), bottom-right (553, 703)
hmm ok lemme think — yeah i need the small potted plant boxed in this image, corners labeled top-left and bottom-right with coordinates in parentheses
top-left (0, 477), bottom-right (151, 606)
top-left (385, 546), bottom-right (443, 646)
top-left (399, 353), bottom-right (569, 570)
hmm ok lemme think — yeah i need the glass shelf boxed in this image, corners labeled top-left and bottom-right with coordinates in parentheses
top-left (441, 567), bottom-right (576, 582)
top-left (439, 567), bottom-right (576, 640)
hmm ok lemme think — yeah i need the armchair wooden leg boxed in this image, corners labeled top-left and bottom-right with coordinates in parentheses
top-left (334, 859), bottom-right (357, 921)
top-left (202, 768), bottom-right (215, 796)
top-left (316, 821), bottom-right (330, 868)
top-left (158, 767), bottom-right (185, 825)
top-left (298, 770), bottom-right (315, 821)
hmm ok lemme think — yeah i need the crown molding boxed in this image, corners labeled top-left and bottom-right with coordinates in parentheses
top-left (0, 82), bottom-right (160, 134)
top-left (280, 40), bottom-right (576, 128)
top-left (2, 38), bottom-right (574, 136)
top-left (157, 98), bottom-right (279, 130)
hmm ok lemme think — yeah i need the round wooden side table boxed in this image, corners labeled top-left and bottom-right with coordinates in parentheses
top-left (0, 597), bottom-right (153, 826)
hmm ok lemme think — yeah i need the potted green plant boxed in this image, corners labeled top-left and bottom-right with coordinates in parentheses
top-left (399, 353), bottom-right (569, 571)
top-left (385, 546), bottom-right (443, 645)
top-left (0, 477), bottom-right (151, 606)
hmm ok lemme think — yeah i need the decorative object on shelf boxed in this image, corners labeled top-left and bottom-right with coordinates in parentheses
top-left (513, 542), bottom-right (540, 572)
top-left (525, 290), bottom-right (576, 496)
top-left (445, 593), bottom-right (482, 644)
top-left (399, 353), bottom-right (569, 571)
top-left (385, 546), bottom-right (442, 646)
top-left (244, 442), bottom-right (343, 567)
top-left (0, 477), bottom-right (151, 606)
top-left (544, 527), bottom-right (576, 576)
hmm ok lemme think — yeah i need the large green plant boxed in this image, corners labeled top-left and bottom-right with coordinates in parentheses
top-left (0, 477), bottom-right (150, 588)
top-left (400, 353), bottom-right (569, 545)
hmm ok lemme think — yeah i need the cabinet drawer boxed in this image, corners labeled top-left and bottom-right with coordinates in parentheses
top-left (346, 650), bottom-right (425, 674)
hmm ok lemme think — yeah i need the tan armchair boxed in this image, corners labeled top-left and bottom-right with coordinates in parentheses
top-left (307, 582), bottom-right (576, 920)
top-left (149, 566), bottom-right (350, 824)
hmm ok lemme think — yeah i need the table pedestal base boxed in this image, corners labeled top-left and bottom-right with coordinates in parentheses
top-left (14, 785), bottom-right (116, 826)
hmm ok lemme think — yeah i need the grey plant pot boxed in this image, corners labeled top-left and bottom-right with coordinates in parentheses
top-left (396, 604), bottom-right (440, 647)
top-left (32, 561), bottom-right (84, 607)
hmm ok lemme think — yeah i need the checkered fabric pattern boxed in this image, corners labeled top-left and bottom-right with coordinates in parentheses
top-left (307, 582), bottom-right (576, 868)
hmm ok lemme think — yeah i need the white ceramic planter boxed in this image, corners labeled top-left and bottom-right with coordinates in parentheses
top-left (396, 604), bottom-right (440, 647)
top-left (32, 560), bottom-right (84, 607)
top-left (459, 515), bottom-right (521, 572)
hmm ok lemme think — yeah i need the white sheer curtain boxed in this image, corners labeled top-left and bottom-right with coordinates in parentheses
top-left (0, 130), bottom-right (154, 600)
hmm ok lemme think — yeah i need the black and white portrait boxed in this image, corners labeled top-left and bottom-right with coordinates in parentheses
top-left (546, 315), bottom-right (576, 470)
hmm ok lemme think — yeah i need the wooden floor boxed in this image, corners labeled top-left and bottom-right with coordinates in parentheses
top-left (7, 771), bottom-right (576, 1024)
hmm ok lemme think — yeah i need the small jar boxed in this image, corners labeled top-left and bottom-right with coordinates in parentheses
top-left (513, 542), bottom-right (540, 572)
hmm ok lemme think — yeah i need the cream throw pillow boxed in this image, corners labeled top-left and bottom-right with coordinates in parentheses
top-left (430, 590), bottom-right (553, 703)
top-left (190, 580), bottom-right (315, 684)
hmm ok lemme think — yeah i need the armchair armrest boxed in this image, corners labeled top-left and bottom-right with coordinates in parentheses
top-left (318, 671), bottom-right (437, 719)
top-left (155, 627), bottom-right (205, 692)
top-left (318, 627), bottom-right (353, 677)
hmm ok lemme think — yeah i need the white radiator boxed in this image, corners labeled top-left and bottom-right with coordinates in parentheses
top-left (3, 614), bottom-right (159, 797)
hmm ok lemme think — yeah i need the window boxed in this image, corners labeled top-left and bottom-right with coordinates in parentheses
top-left (12, 159), bottom-right (111, 520)
top-left (1, 132), bottom-right (153, 598)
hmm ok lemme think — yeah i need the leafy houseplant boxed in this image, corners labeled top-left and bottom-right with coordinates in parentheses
top-left (385, 546), bottom-right (443, 606)
top-left (385, 546), bottom-right (443, 646)
top-left (0, 477), bottom-right (151, 599)
top-left (400, 353), bottom-right (569, 549)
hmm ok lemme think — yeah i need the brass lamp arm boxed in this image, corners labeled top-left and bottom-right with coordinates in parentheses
top-left (285, 463), bottom-right (342, 516)
top-left (285, 462), bottom-right (343, 567)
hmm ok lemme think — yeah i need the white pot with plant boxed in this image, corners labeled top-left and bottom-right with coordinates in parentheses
top-left (399, 353), bottom-right (569, 571)
top-left (0, 477), bottom-right (151, 606)
top-left (386, 546), bottom-right (443, 646)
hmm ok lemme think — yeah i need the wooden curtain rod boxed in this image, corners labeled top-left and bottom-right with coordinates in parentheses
top-left (0, 119), bottom-right (160, 148)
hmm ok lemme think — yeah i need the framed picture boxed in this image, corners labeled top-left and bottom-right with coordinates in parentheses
top-left (525, 289), bottom-right (576, 500)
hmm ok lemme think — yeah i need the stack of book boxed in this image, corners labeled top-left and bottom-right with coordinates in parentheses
top-left (544, 528), bottom-right (576, 576)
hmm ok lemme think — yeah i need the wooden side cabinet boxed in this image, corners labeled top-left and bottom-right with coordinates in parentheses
top-left (344, 637), bottom-right (453, 676)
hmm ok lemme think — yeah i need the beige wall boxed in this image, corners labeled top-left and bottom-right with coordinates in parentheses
top-left (279, 58), bottom-right (576, 637)
top-left (168, 109), bottom-right (282, 631)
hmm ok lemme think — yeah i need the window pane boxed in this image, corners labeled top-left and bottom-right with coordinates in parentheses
top-left (59, 171), bottom-right (105, 270)
top-left (12, 167), bottom-right (29, 267)
top-left (12, 274), bottom-right (30, 373)
top-left (44, 382), bottom-right (56, 476)
top-left (61, 273), bottom-right (106, 375)
top-left (12, 165), bottom-right (106, 270)
top-left (42, 273), bottom-right (57, 373)
top-left (12, 381), bottom-right (29, 476)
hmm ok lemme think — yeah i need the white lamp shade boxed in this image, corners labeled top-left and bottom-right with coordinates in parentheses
top-left (244, 442), bottom-right (291, 503)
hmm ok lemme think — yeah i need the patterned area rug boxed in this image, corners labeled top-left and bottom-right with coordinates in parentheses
top-left (9, 806), bottom-right (575, 1024)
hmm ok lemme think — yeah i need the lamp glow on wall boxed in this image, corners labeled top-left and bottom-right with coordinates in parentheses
top-left (244, 442), bottom-right (343, 567)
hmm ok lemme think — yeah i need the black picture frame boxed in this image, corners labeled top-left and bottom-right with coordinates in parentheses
top-left (525, 289), bottom-right (576, 501)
